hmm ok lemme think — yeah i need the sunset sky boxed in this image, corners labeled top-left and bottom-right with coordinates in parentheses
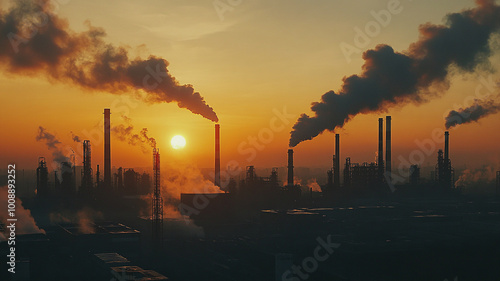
top-left (1, 0), bottom-right (499, 177)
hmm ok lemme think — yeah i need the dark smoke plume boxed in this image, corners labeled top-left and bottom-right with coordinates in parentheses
top-left (35, 126), bottom-right (69, 163)
top-left (290, 0), bottom-right (500, 147)
top-left (36, 126), bottom-right (60, 149)
top-left (112, 116), bottom-right (156, 151)
top-left (445, 98), bottom-right (500, 128)
top-left (70, 131), bottom-right (82, 142)
top-left (140, 128), bottom-right (156, 148)
top-left (0, 0), bottom-right (218, 122)
top-left (112, 124), bottom-right (140, 145)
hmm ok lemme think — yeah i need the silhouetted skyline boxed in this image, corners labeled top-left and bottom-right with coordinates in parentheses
top-left (1, 2), bottom-right (500, 279)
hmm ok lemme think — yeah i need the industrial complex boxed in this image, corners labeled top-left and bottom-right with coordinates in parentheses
top-left (1, 109), bottom-right (499, 281)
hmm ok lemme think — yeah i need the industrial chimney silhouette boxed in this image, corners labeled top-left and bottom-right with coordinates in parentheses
top-left (104, 108), bottom-right (111, 189)
top-left (215, 124), bottom-right (221, 187)
top-left (444, 131), bottom-right (449, 163)
top-left (287, 149), bottom-right (294, 186)
top-left (378, 118), bottom-right (384, 180)
top-left (334, 134), bottom-right (340, 188)
top-left (385, 116), bottom-right (391, 177)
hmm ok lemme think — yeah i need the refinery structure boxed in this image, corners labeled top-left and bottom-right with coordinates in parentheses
top-left (3, 0), bottom-right (500, 279)
top-left (30, 110), bottom-right (466, 229)
top-left (2, 109), bottom-right (499, 281)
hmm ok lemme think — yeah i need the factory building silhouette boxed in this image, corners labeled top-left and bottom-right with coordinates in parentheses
top-left (103, 108), bottom-right (111, 190)
top-left (34, 109), bottom-right (152, 202)
top-left (322, 116), bottom-right (390, 195)
top-left (35, 157), bottom-right (48, 197)
top-left (34, 112), bottom-right (458, 213)
top-left (15, 109), bottom-right (494, 281)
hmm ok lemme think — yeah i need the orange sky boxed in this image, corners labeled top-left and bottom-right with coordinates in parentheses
top-left (1, 0), bottom-right (499, 176)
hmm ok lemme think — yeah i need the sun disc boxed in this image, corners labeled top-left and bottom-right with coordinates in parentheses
top-left (171, 135), bottom-right (186, 149)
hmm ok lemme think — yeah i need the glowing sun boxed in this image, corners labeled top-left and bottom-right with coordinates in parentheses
top-left (171, 135), bottom-right (186, 149)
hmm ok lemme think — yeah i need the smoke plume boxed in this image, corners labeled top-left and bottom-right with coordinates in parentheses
top-left (140, 163), bottom-right (216, 238)
top-left (455, 165), bottom-right (498, 193)
top-left (141, 128), bottom-right (156, 148)
top-left (293, 176), bottom-right (302, 186)
top-left (112, 116), bottom-right (156, 151)
top-left (162, 162), bottom-right (223, 201)
top-left (49, 208), bottom-right (102, 234)
top-left (307, 178), bottom-right (321, 192)
top-left (0, 0), bottom-right (218, 122)
top-left (0, 186), bottom-right (45, 235)
top-left (290, 0), bottom-right (500, 146)
top-left (445, 98), bottom-right (500, 128)
top-left (76, 209), bottom-right (101, 234)
top-left (142, 163), bottom-right (222, 216)
top-left (35, 126), bottom-right (70, 164)
top-left (70, 131), bottom-right (82, 142)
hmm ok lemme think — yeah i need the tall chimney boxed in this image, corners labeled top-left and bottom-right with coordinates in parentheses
top-left (385, 116), bottom-right (391, 176)
top-left (96, 164), bottom-right (100, 189)
top-left (378, 118), bottom-right (384, 178)
top-left (104, 108), bottom-right (111, 189)
top-left (287, 149), bottom-right (294, 186)
top-left (82, 140), bottom-right (92, 192)
top-left (215, 124), bottom-right (221, 187)
top-left (444, 131), bottom-right (449, 162)
top-left (334, 134), bottom-right (340, 188)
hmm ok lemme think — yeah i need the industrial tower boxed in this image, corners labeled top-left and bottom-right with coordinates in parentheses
top-left (435, 131), bottom-right (454, 189)
top-left (36, 157), bottom-right (49, 197)
top-left (385, 116), bottom-right (392, 182)
top-left (215, 124), bottom-right (221, 187)
top-left (104, 108), bottom-right (111, 189)
top-left (378, 118), bottom-right (384, 181)
top-left (340, 116), bottom-right (390, 191)
top-left (152, 147), bottom-right (163, 247)
top-left (496, 171), bottom-right (500, 195)
top-left (81, 140), bottom-right (93, 192)
top-left (287, 149), bottom-right (294, 187)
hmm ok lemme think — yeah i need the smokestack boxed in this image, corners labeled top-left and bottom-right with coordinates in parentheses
top-left (152, 148), bottom-right (163, 246)
top-left (36, 157), bottom-right (48, 197)
top-left (287, 149), bottom-right (294, 186)
top-left (96, 164), bottom-right (100, 189)
top-left (378, 118), bottom-right (384, 177)
top-left (385, 116), bottom-right (391, 176)
top-left (444, 131), bottom-right (449, 162)
top-left (72, 154), bottom-right (76, 193)
top-left (334, 134), bottom-right (340, 188)
top-left (82, 140), bottom-right (92, 192)
top-left (496, 171), bottom-right (500, 195)
top-left (104, 109), bottom-right (111, 189)
top-left (54, 171), bottom-right (59, 191)
top-left (215, 124), bottom-right (221, 187)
